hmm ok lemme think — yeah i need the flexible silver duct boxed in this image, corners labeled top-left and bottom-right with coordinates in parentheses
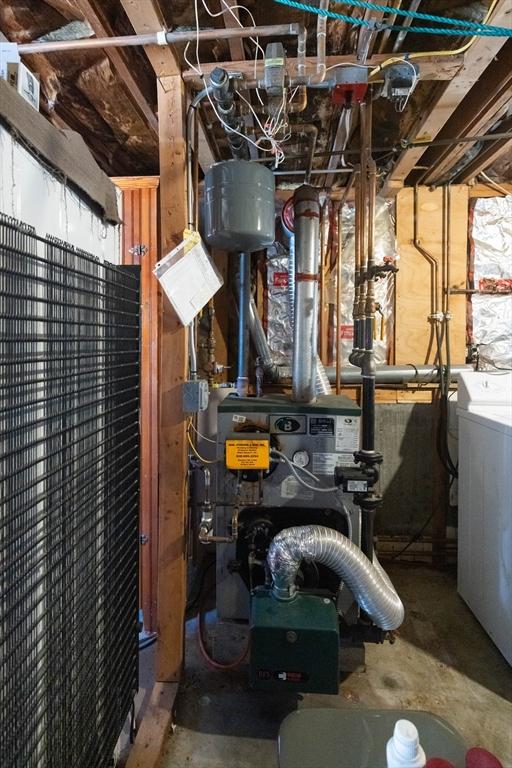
top-left (267, 525), bottom-right (404, 631)
top-left (292, 185), bottom-right (321, 402)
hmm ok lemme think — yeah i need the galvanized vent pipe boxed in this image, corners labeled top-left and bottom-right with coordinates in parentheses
top-left (292, 185), bottom-right (321, 403)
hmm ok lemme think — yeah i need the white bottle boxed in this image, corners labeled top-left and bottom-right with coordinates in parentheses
top-left (386, 719), bottom-right (426, 768)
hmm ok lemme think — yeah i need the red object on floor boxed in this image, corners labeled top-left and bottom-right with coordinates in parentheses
top-left (466, 747), bottom-right (504, 768)
top-left (425, 759), bottom-right (455, 768)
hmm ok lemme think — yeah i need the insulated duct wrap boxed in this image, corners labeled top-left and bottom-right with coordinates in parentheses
top-left (292, 186), bottom-right (321, 402)
top-left (267, 243), bottom-right (292, 364)
top-left (333, 197), bottom-right (397, 365)
top-left (267, 525), bottom-right (404, 631)
top-left (470, 195), bottom-right (512, 370)
top-left (267, 197), bottom-right (396, 374)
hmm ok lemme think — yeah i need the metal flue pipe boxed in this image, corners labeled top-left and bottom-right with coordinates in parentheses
top-left (292, 186), bottom-right (321, 403)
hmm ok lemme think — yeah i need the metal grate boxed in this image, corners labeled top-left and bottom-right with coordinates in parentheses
top-left (0, 214), bottom-right (140, 768)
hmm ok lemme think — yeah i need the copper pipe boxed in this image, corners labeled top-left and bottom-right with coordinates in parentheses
top-left (19, 23), bottom-right (304, 55)
top-left (18, 32), bottom-right (160, 54)
top-left (336, 204), bottom-right (343, 395)
top-left (413, 183), bottom-right (442, 366)
top-left (341, 169), bottom-right (357, 206)
top-left (288, 86), bottom-right (307, 114)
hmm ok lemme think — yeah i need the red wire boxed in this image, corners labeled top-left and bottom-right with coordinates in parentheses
top-left (197, 588), bottom-right (250, 671)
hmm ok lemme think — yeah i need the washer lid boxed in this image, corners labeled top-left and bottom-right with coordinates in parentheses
top-left (457, 371), bottom-right (512, 411)
top-left (457, 405), bottom-right (512, 437)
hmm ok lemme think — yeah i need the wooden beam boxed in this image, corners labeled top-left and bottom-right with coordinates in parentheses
top-left (220, 0), bottom-right (258, 159)
top-left (182, 53), bottom-right (464, 85)
top-left (156, 74), bottom-right (189, 683)
top-left (125, 682), bottom-right (178, 768)
top-left (394, 186), bottom-right (468, 365)
top-left (114, 176), bottom-right (161, 633)
top-left (74, 0), bottom-right (158, 135)
top-left (468, 181), bottom-right (512, 198)
top-left (222, 0), bottom-right (246, 61)
top-left (422, 44), bottom-right (512, 185)
top-left (457, 136), bottom-right (512, 184)
top-left (383, 0), bottom-right (511, 190)
top-left (196, 110), bottom-right (217, 171)
top-left (119, 0), bottom-right (180, 77)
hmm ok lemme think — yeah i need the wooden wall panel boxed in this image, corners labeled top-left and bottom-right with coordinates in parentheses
top-left (395, 185), bottom-right (468, 365)
top-left (113, 176), bottom-right (160, 633)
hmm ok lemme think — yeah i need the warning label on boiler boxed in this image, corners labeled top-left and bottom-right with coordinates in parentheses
top-left (225, 439), bottom-right (269, 470)
top-left (335, 416), bottom-right (360, 452)
top-left (312, 452), bottom-right (355, 475)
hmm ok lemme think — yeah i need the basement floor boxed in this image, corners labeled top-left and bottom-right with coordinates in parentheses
top-left (160, 564), bottom-right (512, 767)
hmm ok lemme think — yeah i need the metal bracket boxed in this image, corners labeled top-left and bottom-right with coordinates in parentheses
top-left (129, 244), bottom-right (148, 257)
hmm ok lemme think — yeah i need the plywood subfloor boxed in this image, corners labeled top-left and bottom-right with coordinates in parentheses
top-left (161, 565), bottom-right (512, 767)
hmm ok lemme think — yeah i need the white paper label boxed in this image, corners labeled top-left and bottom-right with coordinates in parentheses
top-left (312, 452), bottom-right (355, 475)
top-left (335, 415), bottom-right (360, 452)
top-left (281, 476), bottom-right (314, 501)
top-left (154, 236), bottom-right (223, 326)
top-left (232, 414), bottom-right (246, 424)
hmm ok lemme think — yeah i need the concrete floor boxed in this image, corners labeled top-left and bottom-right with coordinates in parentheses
top-left (160, 564), bottom-right (512, 768)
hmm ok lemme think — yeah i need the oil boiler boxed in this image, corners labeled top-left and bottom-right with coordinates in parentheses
top-left (194, 158), bottom-right (403, 695)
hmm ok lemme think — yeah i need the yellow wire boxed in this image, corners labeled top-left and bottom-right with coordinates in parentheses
top-left (187, 418), bottom-right (221, 464)
top-left (369, 0), bottom-right (500, 78)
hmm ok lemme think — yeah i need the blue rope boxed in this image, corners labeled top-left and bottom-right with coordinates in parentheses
top-left (273, 0), bottom-right (512, 37)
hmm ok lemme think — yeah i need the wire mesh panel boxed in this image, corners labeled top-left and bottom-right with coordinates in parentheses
top-left (0, 214), bottom-right (140, 768)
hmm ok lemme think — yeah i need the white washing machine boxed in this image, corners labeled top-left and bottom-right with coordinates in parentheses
top-left (457, 371), bottom-right (512, 665)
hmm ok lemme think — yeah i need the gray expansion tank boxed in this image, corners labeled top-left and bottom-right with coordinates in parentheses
top-left (203, 160), bottom-right (275, 252)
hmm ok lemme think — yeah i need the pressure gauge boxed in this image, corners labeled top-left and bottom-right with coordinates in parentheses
top-left (292, 450), bottom-right (310, 468)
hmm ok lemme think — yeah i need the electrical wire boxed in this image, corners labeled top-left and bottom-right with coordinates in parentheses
top-left (200, 0), bottom-right (266, 105)
top-left (271, 449), bottom-right (341, 493)
top-left (188, 419), bottom-right (217, 444)
top-left (275, 0), bottom-right (512, 35)
top-left (271, 449), bottom-right (321, 483)
top-left (272, 0), bottom-right (511, 37)
top-left (371, 0), bottom-right (500, 76)
top-left (479, 171), bottom-right (511, 197)
top-left (188, 0), bottom-right (291, 160)
top-left (187, 420), bottom-right (221, 464)
top-left (198, 581), bottom-right (250, 670)
top-left (390, 513), bottom-right (434, 560)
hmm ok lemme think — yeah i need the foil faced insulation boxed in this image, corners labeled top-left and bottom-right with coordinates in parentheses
top-left (266, 197), bottom-right (398, 369)
top-left (471, 195), bottom-right (512, 370)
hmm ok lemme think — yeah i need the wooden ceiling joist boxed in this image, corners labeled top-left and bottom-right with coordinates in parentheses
top-left (221, 0), bottom-right (258, 160)
top-left (119, 0), bottom-right (216, 170)
top-left (382, 0), bottom-right (512, 192)
top-left (456, 116), bottom-right (512, 184)
top-left (74, 0), bottom-right (158, 135)
top-left (421, 43), bottom-right (512, 185)
top-left (181, 53), bottom-right (464, 86)
top-left (119, 0), bottom-right (179, 77)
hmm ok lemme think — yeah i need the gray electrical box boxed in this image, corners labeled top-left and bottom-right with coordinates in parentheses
top-left (183, 379), bottom-right (209, 413)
